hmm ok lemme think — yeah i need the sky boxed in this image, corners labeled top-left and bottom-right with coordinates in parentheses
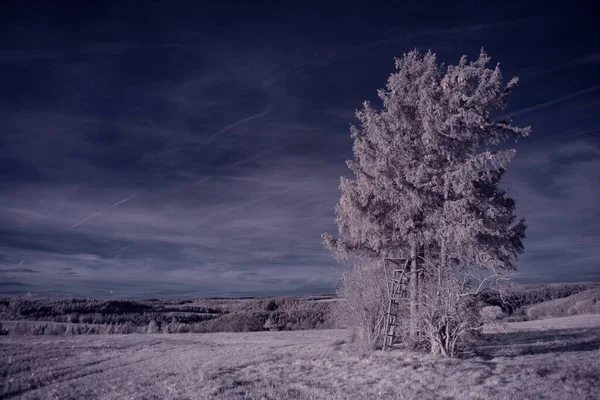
top-left (1, 1), bottom-right (599, 298)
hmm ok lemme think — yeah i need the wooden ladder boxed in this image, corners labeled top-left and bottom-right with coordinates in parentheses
top-left (382, 260), bottom-right (409, 351)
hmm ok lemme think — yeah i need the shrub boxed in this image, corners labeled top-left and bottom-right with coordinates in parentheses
top-left (64, 323), bottom-right (76, 335)
top-left (46, 323), bottom-right (66, 335)
top-left (202, 312), bottom-right (268, 332)
top-left (13, 321), bottom-right (30, 335)
top-left (417, 276), bottom-right (483, 357)
top-left (263, 316), bottom-right (280, 331)
top-left (480, 306), bottom-right (505, 322)
top-left (147, 320), bottom-right (160, 334)
top-left (335, 260), bottom-right (394, 350)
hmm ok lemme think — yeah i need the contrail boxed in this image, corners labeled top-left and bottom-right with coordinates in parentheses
top-left (571, 128), bottom-right (600, 137)
top-left (197, 186), bottom-right (294, 225)
top-left (503, 83), bottom-right (600, 119)
top-left (198, 105), bottom-right (274, 150)
top-left (363, 15), bottom-right (553, 48)
top-left (195, 175), bottom-right (281, 189)
top-left (69, 193), bottom-right (137, 229)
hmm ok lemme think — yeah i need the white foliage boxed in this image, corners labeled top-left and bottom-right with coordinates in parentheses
top-left (324, 49), bottom-right (530, 355)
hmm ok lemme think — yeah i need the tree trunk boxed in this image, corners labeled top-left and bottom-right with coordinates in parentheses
top-left (418, 244), bottom-right (425, 297)
top-left (409, 241), bottom-right (418, 344)
top-left (438, 238), bottom-right (446, 290)
top-left (430, 334), bottom-right (441, 355)
top-left (445, 324), bottom-right (451, 356)
top-left (432, 176), bottom-right (450, 354)
top-left (440, 174), bottom-right (449, 288)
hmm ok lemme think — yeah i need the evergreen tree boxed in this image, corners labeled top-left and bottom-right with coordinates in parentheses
top-left (324, 49), bottom-right (529, 353)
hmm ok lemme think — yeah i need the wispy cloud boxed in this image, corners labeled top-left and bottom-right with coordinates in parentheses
top-left (0, 42), bottom-right (133, 63)
top-left (505, 139), bottom-right (600, 282)
top-left (0, 260), bottom-right (40, 274)
top-left (1, 2), bottom-right (598, 296)
top-left (0, 154), bottom-right (344, 296)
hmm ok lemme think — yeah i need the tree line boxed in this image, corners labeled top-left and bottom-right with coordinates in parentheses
top-left (0, 296), bottom-right (335, 335)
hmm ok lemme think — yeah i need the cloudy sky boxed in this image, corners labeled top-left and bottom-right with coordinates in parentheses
top-left (1, 1), bottom-right (599, 298)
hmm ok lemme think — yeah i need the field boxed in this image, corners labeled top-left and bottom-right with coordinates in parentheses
top-left (2, 316), bottom-right (600, 400)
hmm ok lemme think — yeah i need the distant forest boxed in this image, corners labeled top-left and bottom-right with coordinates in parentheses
top-left (1, 282), bottom-right (598, 336)
top-left (0, 295), bottom-right (336, 335)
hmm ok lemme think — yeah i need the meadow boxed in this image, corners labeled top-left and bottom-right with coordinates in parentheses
top-left (2, 315), bottom-right (600, 400)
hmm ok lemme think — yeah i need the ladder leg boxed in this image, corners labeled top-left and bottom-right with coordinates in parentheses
top-left (383, 280), bottom-right (400, 351)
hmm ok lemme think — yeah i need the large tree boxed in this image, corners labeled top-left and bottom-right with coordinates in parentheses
top-left (324, 49), bottom-right (530, 353)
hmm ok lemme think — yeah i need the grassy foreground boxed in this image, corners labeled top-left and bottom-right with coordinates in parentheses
top-left (2, 317), bottom-right (600, 399)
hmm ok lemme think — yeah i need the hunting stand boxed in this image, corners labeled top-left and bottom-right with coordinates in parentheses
top-left (382, 257), bottom-right (410, 351)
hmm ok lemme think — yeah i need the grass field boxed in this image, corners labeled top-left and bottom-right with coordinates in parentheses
top-left (2, 316), bottom-right (600, 399)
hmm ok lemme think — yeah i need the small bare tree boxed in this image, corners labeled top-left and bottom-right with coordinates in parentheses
top-left (416, 271), bottom-right (479, 356)
top-left (334, 258), bottom-right (403, 349)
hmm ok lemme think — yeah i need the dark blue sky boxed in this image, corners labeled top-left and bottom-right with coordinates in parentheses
top-left (1, 1), bottom-right (599, 298)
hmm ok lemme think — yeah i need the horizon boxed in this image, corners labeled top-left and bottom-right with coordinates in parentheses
top-left (1, 1), bottom-right (599, 298)
top-left (5, 280), bottom-right (599, 301)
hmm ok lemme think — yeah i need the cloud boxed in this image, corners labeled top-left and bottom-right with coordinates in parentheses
top-left (505, 139), bottom-right (600, 282)
top-left (0, 281), bottom-right (27, 287)
top-left (0, 268), bottom-right (40, 274)
top-left (0, 153), bottom-right (346, 296)
top-left (1, 5), bottom-right (598, 296)
top-left (0, 45), bottom-right (127, 64)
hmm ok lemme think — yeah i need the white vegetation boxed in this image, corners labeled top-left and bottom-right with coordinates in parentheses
top-left (324, 49), bottom-right (530, 355)
top-left (525, 287), bottom-right (600, 320)
top-left (480, 305), bottom-right (505, 322)
top-left (147, 320), bottom-right (160, 334)
top-left (333, 259), bottom-right (400, 349)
